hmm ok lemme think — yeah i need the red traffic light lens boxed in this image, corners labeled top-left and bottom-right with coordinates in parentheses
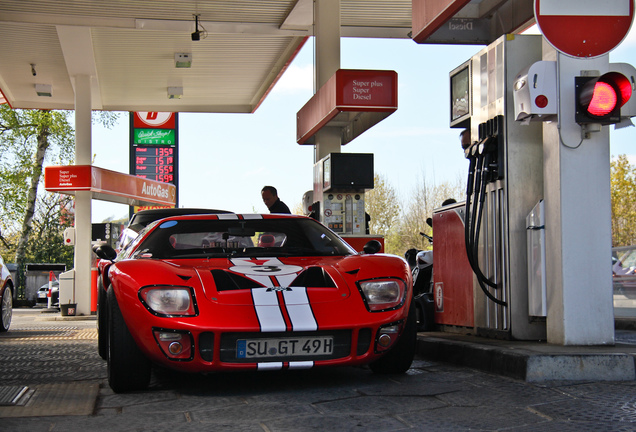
top-left (587, 82), bottom-right (618, 116)
top-left (576, 72), bottom-right (633, 125)
top-left (615, 74), bottom-right (632, 107)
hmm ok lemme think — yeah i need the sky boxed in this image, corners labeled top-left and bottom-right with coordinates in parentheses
top-left (89, 25), bottom-right (636, 223)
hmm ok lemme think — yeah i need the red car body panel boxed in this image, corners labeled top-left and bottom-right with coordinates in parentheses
top-left (103, 214), bottom-right (413, 373)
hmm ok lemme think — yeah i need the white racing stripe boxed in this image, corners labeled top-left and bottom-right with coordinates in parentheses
top-left (283, 288), bottom-right (318, 331)
top-left (251, 288), bottom-right (286, 332)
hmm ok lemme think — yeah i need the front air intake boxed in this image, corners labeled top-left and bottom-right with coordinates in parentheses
top-left (291, 267), bottom-right (336, 288)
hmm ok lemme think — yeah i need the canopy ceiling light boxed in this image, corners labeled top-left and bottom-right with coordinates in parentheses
top-left (167, 87), bottom-right (183, 99)
top-left (174, 53), bottom-right (192, 68)
top-left (35, 84), bottom-right (52, 97)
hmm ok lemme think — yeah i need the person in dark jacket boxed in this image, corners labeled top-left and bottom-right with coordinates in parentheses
top-left (261, 186), bottom-right (291, 214)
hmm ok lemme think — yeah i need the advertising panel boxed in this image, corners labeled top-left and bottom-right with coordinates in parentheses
top-left (130, 112), bottom-right (178, 212)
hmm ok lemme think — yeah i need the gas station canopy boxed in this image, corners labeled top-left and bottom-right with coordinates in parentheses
top-left (0, 0), bottom-right (534, 113)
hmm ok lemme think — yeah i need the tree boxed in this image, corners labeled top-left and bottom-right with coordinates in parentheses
top-left (395, 175), bottom-right (464, 254)
top-left (366, 174), bottom-right (400, 236)
top-left (0, 108), bottom-right (75, 268)
top-left (24, 193), bottom-right (75, 268)
top-left (610, 154), bottom-right (636, 247)
top-left (0, 106), bottom-right (118, 285)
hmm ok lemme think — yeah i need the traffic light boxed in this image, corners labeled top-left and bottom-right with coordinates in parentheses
top-left (575, 72), bottom-right (633, 125)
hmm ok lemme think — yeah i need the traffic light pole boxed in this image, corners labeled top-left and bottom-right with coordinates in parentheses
top-left (542, 47), bottom-right (614, 345)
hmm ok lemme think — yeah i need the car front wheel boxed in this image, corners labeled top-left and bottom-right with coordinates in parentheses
top-left (0, 286), bottom-right (12, 332)
top-left (107, 287), bottom-right (151, 392)
top-left (369, 303), bottom-right (417, 374)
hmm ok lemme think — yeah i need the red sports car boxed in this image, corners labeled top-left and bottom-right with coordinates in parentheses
top-left (95, 213), bottom-right (415, 393)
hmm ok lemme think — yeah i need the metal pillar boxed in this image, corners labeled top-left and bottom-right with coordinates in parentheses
top-left (543, 48), bottom-right (614, 345)
top-left (313, 0), bottom-right (341, 162)
top-left (73, 74), bottom-right (92, 316)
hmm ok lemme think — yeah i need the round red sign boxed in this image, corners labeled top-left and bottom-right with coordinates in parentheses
top-left (535, 0), bottom-right (634, 58)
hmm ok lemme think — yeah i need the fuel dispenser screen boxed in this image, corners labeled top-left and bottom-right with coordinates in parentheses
top-left (134, 146), bottom-right (175, 183)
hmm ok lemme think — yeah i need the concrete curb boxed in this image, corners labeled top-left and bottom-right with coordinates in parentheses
top-left (416, 336), bottom-right (529, 380)
top-left (525, 354), bottom-right (636, 382)
top-left (416, 334), bottom-right (636, 382)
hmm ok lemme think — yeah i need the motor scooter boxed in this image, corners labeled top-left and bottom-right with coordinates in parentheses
top-left (405, 218), bottom-right (435, 331)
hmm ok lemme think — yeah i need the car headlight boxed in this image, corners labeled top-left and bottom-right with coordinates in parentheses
top-left (139, 286), bottom-right (198, 317)
top-left (358, 278), bottom-right (406, 312)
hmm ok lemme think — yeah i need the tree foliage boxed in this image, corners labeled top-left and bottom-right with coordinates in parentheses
top-left (0, 107), bottom-right (75, 233)
top-left (365, 171), bottom-right (463, 256)
top-left (391, 175), bottom-right (464, 255)
top-left (0, 107), bottom-right (76, 271)
top-left (0, 105), bottom-right (118, 274)
top-left (366, 174), bottom-right (400, 236)
top-left (611, 154), bottom-right (636, 247)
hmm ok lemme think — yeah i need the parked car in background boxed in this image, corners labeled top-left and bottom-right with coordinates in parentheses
top-left (0, 254), bottom-right (13, 332)
top-left (94, 213), bottom-right (416, 393)
top-left (37, 281), bottom-right (59, 307)
top-left (613, 246), bottom-right (636, 295)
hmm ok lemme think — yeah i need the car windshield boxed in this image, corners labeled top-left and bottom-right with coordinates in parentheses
top-left (614, 248), bottom-right (636, 275)
top-left (128, 217), bottom-right (355, 259)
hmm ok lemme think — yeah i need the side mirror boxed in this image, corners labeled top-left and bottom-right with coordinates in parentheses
top-left (363, 240), bottom-right (382, 254)
top-left (93, 244), bottom-right (117, 261)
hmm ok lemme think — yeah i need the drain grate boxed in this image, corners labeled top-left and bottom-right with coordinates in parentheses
top-left (0, 386), bottom-right (29, 406)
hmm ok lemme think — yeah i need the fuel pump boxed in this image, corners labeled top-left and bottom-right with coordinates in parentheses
top-left (463, 116), bottom-right (506, 306)
top-left (435, 34), bottom-right (546, 340)
top-left (313, 153), bottom-right (380, 251)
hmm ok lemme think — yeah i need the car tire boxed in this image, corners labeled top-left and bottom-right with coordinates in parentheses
top-left (0, 286), bottom-right (12, 332)
top-left (97, 279), bottom-right (108, 360)
top-left (369, 303), bottom-right (417, 374)
top-left (414, 293), bottom-right (435, 332)
top-left (107, 287), bottom-right (151, 393)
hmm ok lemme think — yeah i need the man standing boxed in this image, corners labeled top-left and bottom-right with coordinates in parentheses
top-left (261, 186), bottom-right (291, 214)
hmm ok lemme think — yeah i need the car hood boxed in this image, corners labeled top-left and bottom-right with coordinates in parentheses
top-left (192, 256), bottom-right (351, 306)
top-left (116, 254), bottom-right (408, 307)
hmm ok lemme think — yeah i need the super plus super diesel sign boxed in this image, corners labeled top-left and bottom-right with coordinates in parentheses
top-left (535, 0), bottom-right (634, 58)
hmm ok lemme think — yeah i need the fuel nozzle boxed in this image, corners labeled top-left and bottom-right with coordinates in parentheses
top-left (478, 116), bottom-right (503, 182)
top-left (478, 117), bottom-right (500, 155)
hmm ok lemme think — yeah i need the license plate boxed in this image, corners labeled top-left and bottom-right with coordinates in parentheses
top-left (236, 336), bottom-right (334, 359)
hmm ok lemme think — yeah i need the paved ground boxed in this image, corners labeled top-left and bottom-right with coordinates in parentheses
top-left (1, 308), bottom-right (636, 431)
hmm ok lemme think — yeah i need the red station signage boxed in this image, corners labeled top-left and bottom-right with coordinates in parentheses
top-left (296, 69), bottom-right (398, 145)
top-left (44, 165), bottom-right (177, 207)
top-left (535, 0), bottom-right (634, 58)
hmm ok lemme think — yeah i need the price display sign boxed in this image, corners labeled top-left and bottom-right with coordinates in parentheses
top-left (134, 146), bottom-right (175, 182)
top-left (130, 112), bottom-right (179, 210)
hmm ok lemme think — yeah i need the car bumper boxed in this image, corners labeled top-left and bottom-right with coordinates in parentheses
top-left (121, 304), bottom-right (409, 373)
